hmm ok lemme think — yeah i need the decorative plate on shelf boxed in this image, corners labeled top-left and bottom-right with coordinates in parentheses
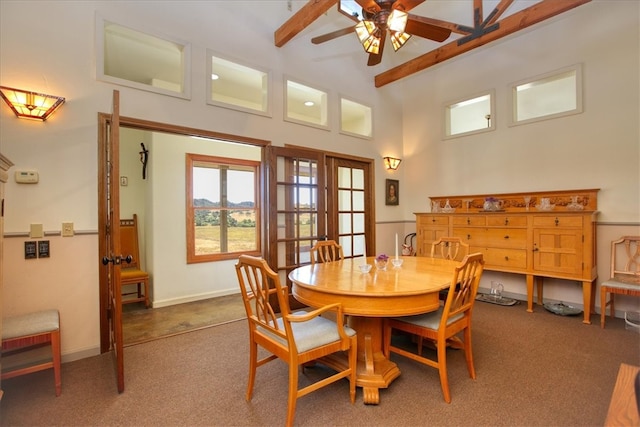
top-left (543, 302), bottom-right (582, 316)
top-left (536, 204), bottom-right (555, 211)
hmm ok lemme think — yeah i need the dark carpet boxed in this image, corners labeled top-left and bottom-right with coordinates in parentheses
top-left (2, 300), bottom-right (639, 426)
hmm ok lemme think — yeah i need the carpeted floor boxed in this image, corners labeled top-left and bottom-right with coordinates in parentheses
top-left (2, 298), bottom-right (639, 426)
top-left (122, 294), bottom-right (246, 346)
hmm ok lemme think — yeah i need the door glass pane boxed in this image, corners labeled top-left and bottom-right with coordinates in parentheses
top-left (353, 213), bottom-right (365, 234)
top-left (353, 191), bottom-right (364, 211)
top-left (339, 213), bottom-right (352, 234)
top-left (354, 234), bottom-right (366, 258)
top-left (338, 166), bottom-right (351, 187)
top-left (338, 189), bottom-right (351, 210)
top-left (340, 236), bottom-right (353, 257)
top-left (352, 169), bottom-right (364, 190)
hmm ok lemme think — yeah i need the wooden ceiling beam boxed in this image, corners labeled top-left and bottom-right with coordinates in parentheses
top-left (374, 0), bottom-right (591, 87)
top-left (275, 0), bottom-right (338, 47)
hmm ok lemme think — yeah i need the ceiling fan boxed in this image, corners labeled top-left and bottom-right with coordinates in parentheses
top-left (311, 0), bottom-right (452, 66)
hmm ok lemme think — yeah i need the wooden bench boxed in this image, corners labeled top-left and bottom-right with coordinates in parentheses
top-left (1, 309), bottom-right (61, 396)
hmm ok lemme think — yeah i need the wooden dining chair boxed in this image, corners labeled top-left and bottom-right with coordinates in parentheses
top-left (600, 236), bottom-right (640, 328)
top-left (383, 253), bottom-right (485, 403)
top-left (120, 214), bottom-right (150, 308)
top-left (235, 255), bottom-right (357, 427)
top-left (430, 236), bottom-right (470, 261)
top-left (310, 239), bottom-right (344, 264)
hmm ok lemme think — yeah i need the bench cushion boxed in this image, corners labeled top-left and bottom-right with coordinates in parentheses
top-left (2, 310), bottom-right (60, 340)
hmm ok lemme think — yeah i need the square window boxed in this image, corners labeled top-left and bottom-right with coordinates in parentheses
top-left (444, 90), bottom-right (495, 139)
top-left (509, 64), bottom-right (582, 126)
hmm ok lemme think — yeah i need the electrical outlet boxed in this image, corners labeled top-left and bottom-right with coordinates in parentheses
top-left (62, 222), bottom-right (74, 237)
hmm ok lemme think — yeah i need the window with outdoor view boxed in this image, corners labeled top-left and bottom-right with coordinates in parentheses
top-left (186, 153), bottom-right (260, 263)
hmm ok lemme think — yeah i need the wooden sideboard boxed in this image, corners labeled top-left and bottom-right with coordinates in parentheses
top-left (416, 189), bottom-right (599, 324)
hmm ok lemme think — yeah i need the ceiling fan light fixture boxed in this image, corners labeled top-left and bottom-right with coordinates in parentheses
top-left (355, 20), bottom-right (376, 44)
top-left (387, 9), bottom-right (408, 33)
top-left (390, 31), bottom-right (411, 51)
top-left (362, 33), bottom-right (381, 54)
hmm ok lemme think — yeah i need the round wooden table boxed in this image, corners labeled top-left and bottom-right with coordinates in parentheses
top-left (288, 256), bottom-right (457, 404)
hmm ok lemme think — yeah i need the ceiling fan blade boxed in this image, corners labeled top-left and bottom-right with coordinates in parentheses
top-left (405, 15), bottom-right (452, 42)
top-left (354, 0), bottom-right (381, 14)
top-left (311, 26), bottom-right (356, 44)
top-left (393, 0), bottom-right (426, 12)
top-left (367, 30), bottom-right (386, 66)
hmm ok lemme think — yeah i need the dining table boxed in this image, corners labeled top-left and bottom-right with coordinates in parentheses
top-left (288, 256), bottom-right (458, 404)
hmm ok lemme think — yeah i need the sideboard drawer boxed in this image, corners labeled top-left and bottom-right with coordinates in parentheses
top-left (472, 247), bottom-right (527, 270)
top-left (487, 215), bottom-right (527, 227)
top-left (417, 215), bottom-right (449, 226)
top-left (452, 216), bottom-right (486, 226)
top-left (532, 215), bottom-right (583, 228)
top-left (454, 227), bottom-right (527, 249)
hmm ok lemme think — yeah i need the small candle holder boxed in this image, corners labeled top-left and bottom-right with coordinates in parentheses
top-left (359, 264), bottom-right (372, 273)
top-left (375, 254), bottom-right (389, 271)
top-left (391, 258), bottom-right (404, 268)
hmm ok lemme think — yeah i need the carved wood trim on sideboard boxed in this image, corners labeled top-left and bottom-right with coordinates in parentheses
top-left (429, 188), bottom-right (599, 212)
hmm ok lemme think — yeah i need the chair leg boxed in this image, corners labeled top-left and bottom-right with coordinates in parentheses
top-left (348, 335), bottom-right (357, 404)
top-left (610, 294), bottom-right (615, 320)
top-left (600, 287), bottom-right (607, 329)
top-left (286, 361), bottom-right (299, 427)
top-left (51, 329), bottom-right (62, 397)
top-left (246, 340), bottom-right (257, 401)
top-left (143, 278), bottom-right (150, 308)
top-left (437, 338), bottom-right (451, 404)
top-left (463, 327), bottom-right (476, 380)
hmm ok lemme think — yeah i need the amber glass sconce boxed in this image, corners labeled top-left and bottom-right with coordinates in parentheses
top-left (0, 86), bottom-right (65, 121)
top-left (383, 157), bottom-right (402, 170)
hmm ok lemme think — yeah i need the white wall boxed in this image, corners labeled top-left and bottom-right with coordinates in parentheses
top-left (1, 1), bottom-right (638, 360)
top-left (0, 1), bottom-right (403, 359)
top-left (399, 1), bottom-right (640, 312)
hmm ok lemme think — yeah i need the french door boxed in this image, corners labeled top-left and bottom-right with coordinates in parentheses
top-left (98, 90), bottom-right (125, 392)
top-left (266, 146), bottom-right (374, 311)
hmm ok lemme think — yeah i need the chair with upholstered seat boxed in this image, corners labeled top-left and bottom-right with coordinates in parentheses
top-left (235, 255), bottom-right (357, 427)
top-left (310, 239), bottom-right (344, 264)
top-left (600, 236), bottom-right (640, 328)
top-left (430, 236), bottom-right (470, 261)
top-left (120, 214), bottom-right (150, 308)
top-left (1, 309), bottom-right (62, 396)
top-left (383, 253), bottom-right (485, 403)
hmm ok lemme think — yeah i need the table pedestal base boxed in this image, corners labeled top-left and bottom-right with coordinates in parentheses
top-left (350, 316), bottom-right (400, 404)
top-left (318, 316), bottom-right (400, 404)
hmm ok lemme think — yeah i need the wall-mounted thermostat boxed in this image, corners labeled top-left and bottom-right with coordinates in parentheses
top-left (15, 170), bottom-right (39, 184)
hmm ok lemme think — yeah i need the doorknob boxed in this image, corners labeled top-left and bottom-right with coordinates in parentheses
top-left (101, 255), bottom-right (133, 265)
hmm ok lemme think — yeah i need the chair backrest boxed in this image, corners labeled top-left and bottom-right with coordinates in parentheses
top-left (120, 214), bottom-right (142, 270)
top-left (430, 236), bottom-right (470, 261)
top-left (235, 255), bottom-right (291, 337)
top-left (610, 236), bottom-right (640, 283)
top-left (441, 253), bottom-right (485, 326)
top-left (310, 240), bottom-right (344, 264)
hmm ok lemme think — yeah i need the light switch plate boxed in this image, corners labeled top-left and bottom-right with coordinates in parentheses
top-left (30, 223), bottom-right (44, 239)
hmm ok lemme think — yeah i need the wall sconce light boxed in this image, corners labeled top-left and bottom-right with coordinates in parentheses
top-left (0, 86), bottom-right (65, 121)
top-left (383, 157), bottom-right (402, 170)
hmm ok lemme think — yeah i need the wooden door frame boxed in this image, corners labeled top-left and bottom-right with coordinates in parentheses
top-left (97, 115), bottom-right (270, 353)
